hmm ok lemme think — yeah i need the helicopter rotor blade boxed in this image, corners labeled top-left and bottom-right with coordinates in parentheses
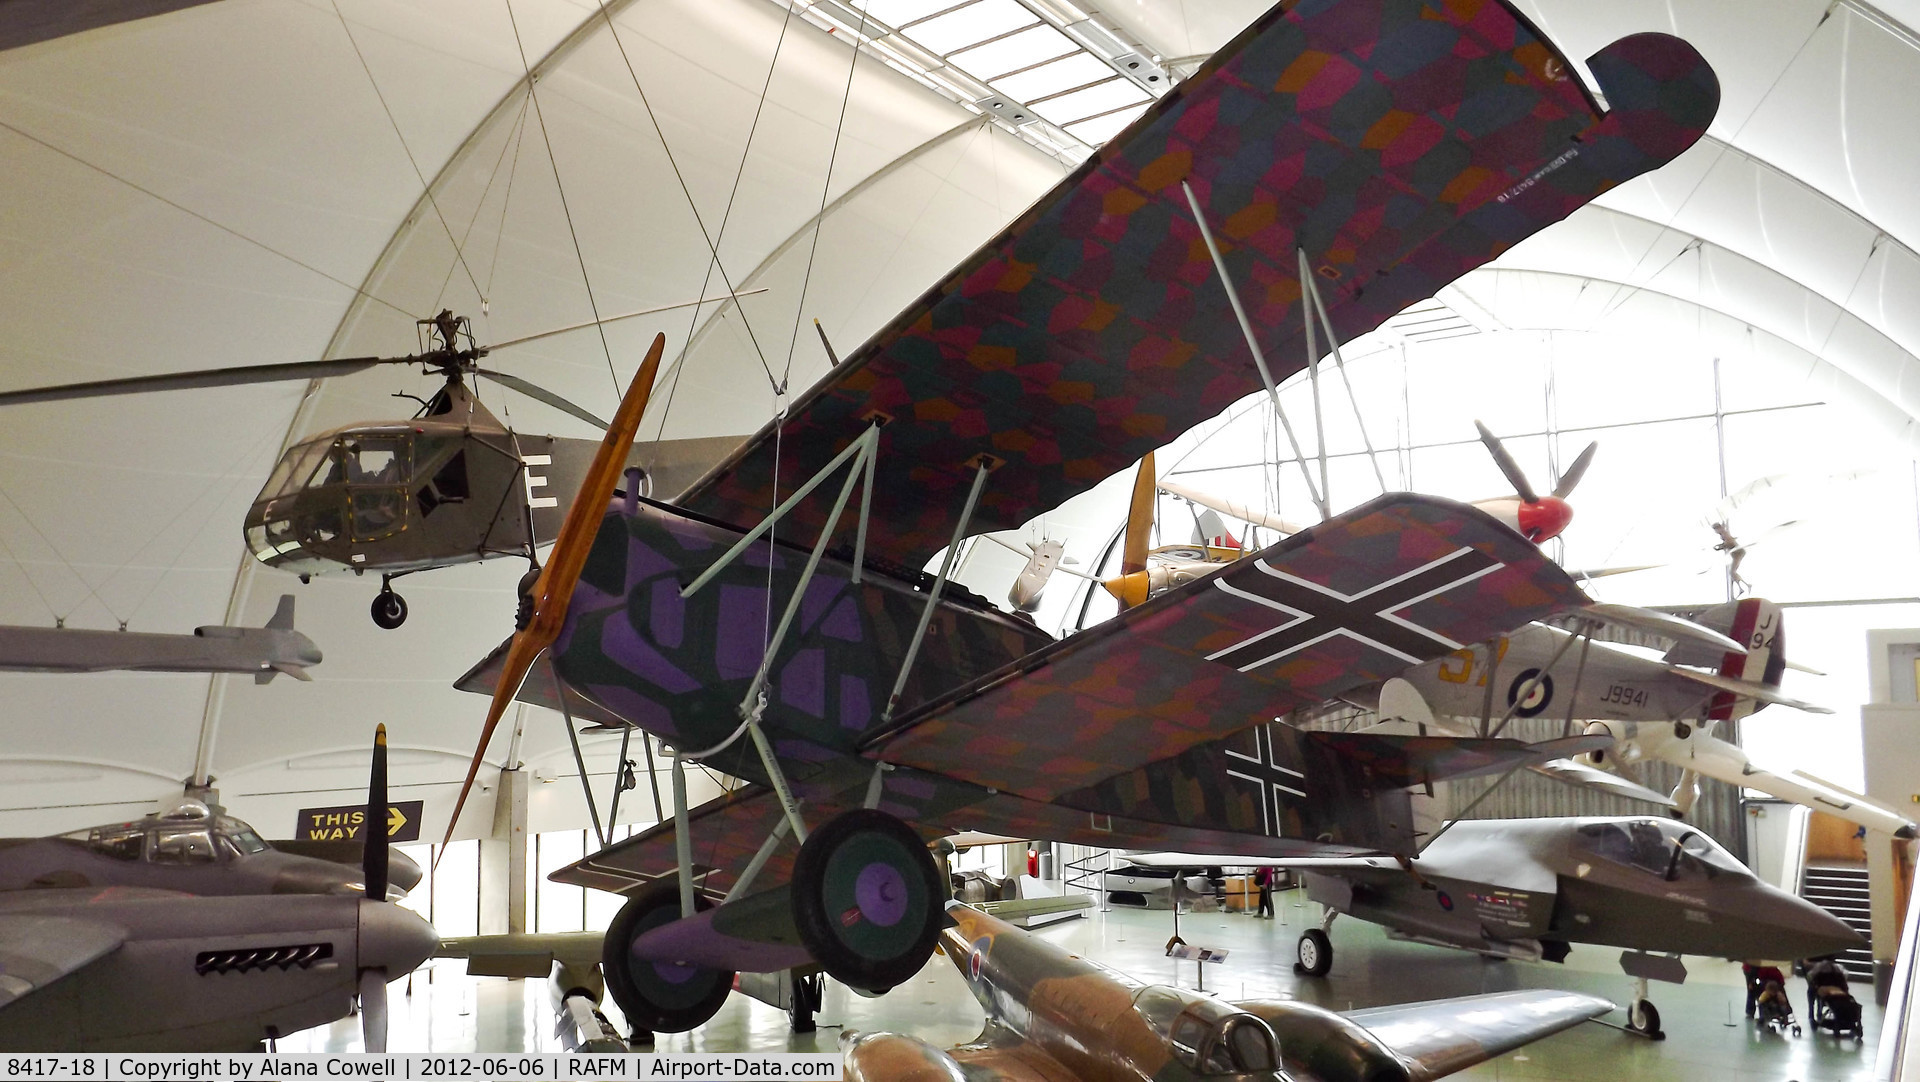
top-left (1473, 420), bottom-right (1538, 504)
top-left (0, 356), bottom-right (399, 408)
top-left (479, 289), bottom-right (770, 353)
top-left (473, 369), bottom-right (611, 431)
top-left (1552, 441), bottom-right (1598, 499)
top-left (439, 333), bottom-right (665, 858)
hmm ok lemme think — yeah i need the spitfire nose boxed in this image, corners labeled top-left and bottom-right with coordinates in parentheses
top-left (358, 899), bottom-right (438, 977)
top-left (1517, 497), bottom-right (1573, 543)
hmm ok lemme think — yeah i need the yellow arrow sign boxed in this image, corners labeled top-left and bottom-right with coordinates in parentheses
top-left (387, 805), bottom-right (408, 836)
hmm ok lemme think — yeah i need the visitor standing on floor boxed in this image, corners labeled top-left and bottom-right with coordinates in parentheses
top-left (1255, 865), bottom-right (1275, 918)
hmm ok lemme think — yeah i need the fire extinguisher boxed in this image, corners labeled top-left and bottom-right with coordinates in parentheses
top-left (1027, 848), bottom-right (1038, 878)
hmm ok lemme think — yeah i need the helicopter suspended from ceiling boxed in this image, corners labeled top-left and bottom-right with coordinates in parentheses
top-left (0, 301), bottom-right (751, 628)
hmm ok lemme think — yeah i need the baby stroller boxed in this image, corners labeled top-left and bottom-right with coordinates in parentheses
top-left (1745, 963), bottom-right (1800, 1037)
top-left (1807, 958), bottom-right (1864, 1040)
top-left (1756, 981), bottom-right (1801, 1037)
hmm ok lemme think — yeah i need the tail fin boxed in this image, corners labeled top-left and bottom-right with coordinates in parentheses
top-left (1670, 598), bottom-right (1783, 721)
top-left (266, 594), bottom-right (297, 631)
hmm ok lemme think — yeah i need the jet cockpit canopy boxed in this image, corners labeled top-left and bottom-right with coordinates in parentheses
top-left (1574, 818), bottom-right (1749, 883)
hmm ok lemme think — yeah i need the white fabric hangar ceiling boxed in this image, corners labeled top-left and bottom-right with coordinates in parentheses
top-left (0, 0), bottom-right (1917, 839)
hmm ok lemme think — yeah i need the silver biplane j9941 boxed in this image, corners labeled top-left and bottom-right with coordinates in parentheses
top-left (439, 0), bottom-right (1720, 1039)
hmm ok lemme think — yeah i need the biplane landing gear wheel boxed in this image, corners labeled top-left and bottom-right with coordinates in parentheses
top-left (370, 588), bottom-right (408, 630)
top-left (1295, 929), bottom-right (1333, 976)
top-left (601, 883), bottom-right (733, 1034)
top-left (790, 808), bottom-right (944, 992)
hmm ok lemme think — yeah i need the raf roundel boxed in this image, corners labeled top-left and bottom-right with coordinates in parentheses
top-left (969, 938), bottom-right (991, 981)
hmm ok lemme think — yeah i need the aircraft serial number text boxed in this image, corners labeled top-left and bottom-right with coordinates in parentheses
top-left (1599, 684), bottom-right (1648, 707)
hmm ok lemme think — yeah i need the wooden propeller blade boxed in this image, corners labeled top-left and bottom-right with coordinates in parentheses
top-left (1120, 452), bottom-right (1155, 578)
top-left (438, 334), bottom-right (666, 856)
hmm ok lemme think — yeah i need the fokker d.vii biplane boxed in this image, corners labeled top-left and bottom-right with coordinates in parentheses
top-left (444, 0), bottom-right (1720, 1037)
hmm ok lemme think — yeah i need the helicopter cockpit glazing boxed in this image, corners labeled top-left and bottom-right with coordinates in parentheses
top-left (1575, 819), bottom-right (1748, 882)
top-left (247, 432), bottom-right (415, 565)
top-left (1133, 986), bottom-right (1282, 1076)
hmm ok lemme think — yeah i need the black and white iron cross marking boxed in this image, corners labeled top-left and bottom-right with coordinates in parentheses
top-left (1206, 546), bottom-right (1502, 674)
top-left (1224, 723), bottom-right (1303, 838)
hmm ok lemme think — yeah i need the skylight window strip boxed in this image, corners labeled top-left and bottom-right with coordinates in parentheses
top-left (949, 23), bottom-right (1073, 81)
top-left (1034, 77), bottom-right (1148, 125)
top-left (1062, 105), bottom-right (1146, 146)
top-left (984, 46), bottom-right (1079, 82)
top-left (894, 0), bottom-right (980, 30)
top-left (1023, 73), bottom-right (1122, 106)
top-left (992, 52), bottom-right (1114, 103)
top-left (940, 16), bottom-right (1045, 60)
top-left (908, 0), bottom-right (1036, 55)
top-left (1060, 98), bottom-right (1151, 127)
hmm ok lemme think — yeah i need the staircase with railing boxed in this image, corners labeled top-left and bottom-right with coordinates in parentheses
top-left (1803, 864), bottom-right (1876, 980)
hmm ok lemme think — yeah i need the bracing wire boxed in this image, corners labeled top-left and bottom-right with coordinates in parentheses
top-left (0, 120), bottom-right (414, 321)
top-left (655, 0), bottom-right (806, 443)
top-left (484, 90), bottom-right (536, 312)
top-left (433, 89), bottom-right (535, 317)
top-left (503, 0), bottom-right (625, 401)
top-left (779, 1), bottom-right (874, 389)
top-left (0, 511), bottom-right (58, 623)
top-left (331, 0), bottom-right (487, 305)
top-left (122, 413), bottom-right (292, 625)
top-left (0, 482), bottom-right (111, 624)
top-left (588, 2), bottom-right (781, 393)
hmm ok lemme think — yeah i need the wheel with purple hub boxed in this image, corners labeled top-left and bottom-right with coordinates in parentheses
top-left (601, 882), bottom-right (733, 1033)
top-left (790, 808), bottom-right (943, 991)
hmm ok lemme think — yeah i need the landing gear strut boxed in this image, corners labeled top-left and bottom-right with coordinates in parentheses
top-left (371, 578), bottom-right (408, 629)
top-left (1295, 907), bottom-right (1336, 977)
top-left (1625, 977), bottom-right (1665, 1040)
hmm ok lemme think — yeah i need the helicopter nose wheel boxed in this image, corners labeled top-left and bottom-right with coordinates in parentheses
top-left (371, 586), bottom-right (408, 630)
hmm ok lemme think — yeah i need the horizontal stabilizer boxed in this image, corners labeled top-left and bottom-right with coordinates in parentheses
top-left (1346, 989), bottom-right (1613, 1081)
top-left (438, 931), bottom-right (608, 978)
top-left (455, 637), bottom-right (633, 729)
top-left (1665, 665), bottom-right (1832, 713)
top-left (1308, 730), bottom-right (1612, 789)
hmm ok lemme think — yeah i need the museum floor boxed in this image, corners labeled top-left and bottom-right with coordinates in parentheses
top-left (288, 886), bottom-right (1883, 1080)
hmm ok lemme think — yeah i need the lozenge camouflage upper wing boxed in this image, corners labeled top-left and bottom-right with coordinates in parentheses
top-left (676, 0), bottom-right (1718, 567)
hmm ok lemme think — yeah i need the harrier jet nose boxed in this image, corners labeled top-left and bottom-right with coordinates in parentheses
top-left (358, 898), bottom-right (438, 976)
